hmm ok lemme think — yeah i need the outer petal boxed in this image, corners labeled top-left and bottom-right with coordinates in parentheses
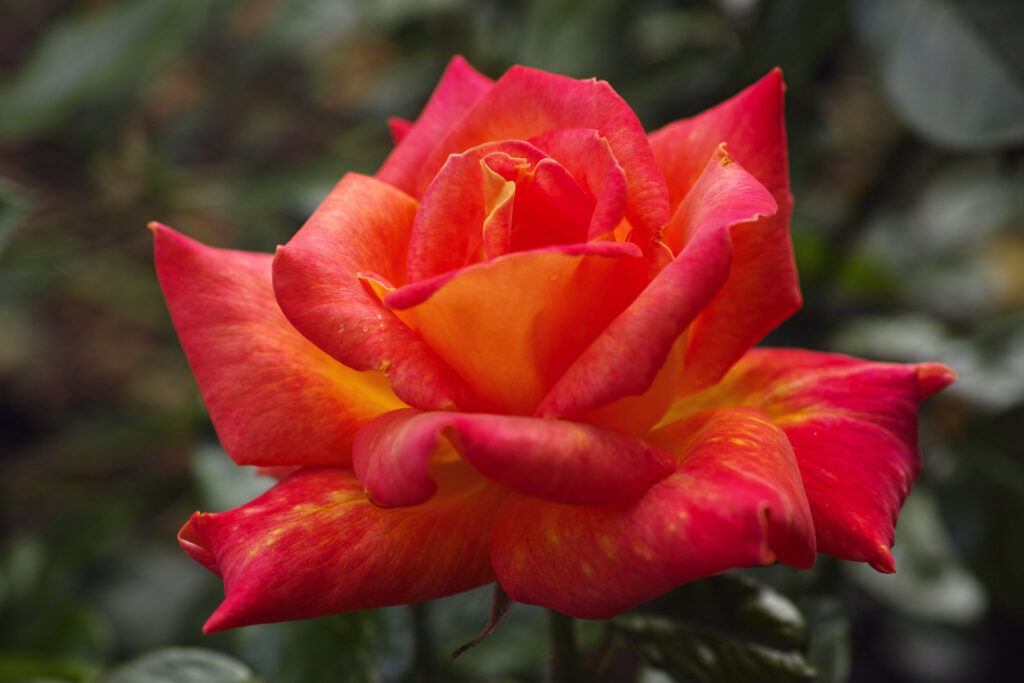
top-left (152, 224), bottom-right (403, 467)
top-left (352, 408), bottom-right (676, 507)
top-left (387, 242), bottom-right (648, 415)
top-left (490, 407), bottom-right (815, 618)
top-left (415, 65), bottom-right (670, 244)
top-left (650, 69), bottom-right (801, 394)
top-left (537, 146), bottom-right (776, 425)
top-left (272, 173), bottom-right (479, 411)
top-left (387, 116), bottom-right (413, 145)
top-left (664, 348), bottom-right (957, 571)
top-left (180, 466), bottom-right (502, 632)
top-left (376, 55), bottom-right (494, 195)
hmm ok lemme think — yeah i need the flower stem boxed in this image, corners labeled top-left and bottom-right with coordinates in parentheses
top-left (547, 609), bottom-right (581, 683)
top-left (410, 602), bottom-right (434, 683)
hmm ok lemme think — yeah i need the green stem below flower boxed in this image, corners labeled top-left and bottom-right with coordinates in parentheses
top-left (548, 609), bottom-right (581, 683)
top-left (410, 602), bottom-right (434, 683)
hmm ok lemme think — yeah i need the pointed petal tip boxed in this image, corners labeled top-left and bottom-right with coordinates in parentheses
top-left (202, 587), bottom-right (286, 632)
top-left (178, 514), bottom-right (221, 577)
top-left (201, 603), bottom-right (241, 634)
top-left (187, 468), bottom-right (499, 632)
top-left (916, 363), bottom-right (957, 399)
top-left (868, 545), bottom-right (897, 573)
top-left (150, 221), bottom-right (201, 254)
top-left (387, 116), bottom-right (414, 145)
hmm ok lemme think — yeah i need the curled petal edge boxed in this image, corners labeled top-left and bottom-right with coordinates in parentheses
top-left (353, 408), bottom-right (677, 507)
top-left (537, 145), bottom-right (777, 423)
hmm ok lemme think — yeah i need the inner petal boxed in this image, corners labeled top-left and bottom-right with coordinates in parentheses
top-left (406, 140), bottom-right (600, 282)
top-left (529, 129), bottom-right (629, 242)
top-left (479, 152), bottom-right (522, 260)
top-left (389, 244), bottom-right (648, 415)
top-left (407, 141), bottom-right (546, 282)
top-left (496, 156), bottom-right (594, 255)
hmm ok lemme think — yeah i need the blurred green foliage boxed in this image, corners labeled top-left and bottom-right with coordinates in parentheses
top-left (1, 0), bottom-right (1022, 681)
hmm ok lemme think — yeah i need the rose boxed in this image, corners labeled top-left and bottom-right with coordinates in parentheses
top-left (152, 57), bottom-right (954, 632)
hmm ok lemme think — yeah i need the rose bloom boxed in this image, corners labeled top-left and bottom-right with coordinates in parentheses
top-left (153, 57), bottom-right (954, 632)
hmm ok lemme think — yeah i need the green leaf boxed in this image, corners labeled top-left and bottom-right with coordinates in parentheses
top-left (616, 616), bottom-right (817, 683)
top-left (0, 651), bottom-right (95, 682)
top-left (91, 648), bottom-right (259, 683)
top-left (0, 176), bottom-right (33, 258)
top-left (633, 573), bottom-right (809, 649)
top-left (804, 598), bottom-right (851, 683)
top-left (0, 0), bottom-right (209, 140)
top-left (853, 0), bottom-right (1024, 149)
top-left (614, 574), bottom-right (817, 683)
top-left (235, 612), bottom-right (384, 683)
top-left (949, 0), bottom-right (1024, 80)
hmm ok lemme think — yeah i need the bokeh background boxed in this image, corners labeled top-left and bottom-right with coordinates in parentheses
top-left (2, 0), bottom-right (1022, 681)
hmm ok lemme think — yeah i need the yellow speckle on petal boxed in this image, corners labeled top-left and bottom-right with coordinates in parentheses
top-left (633, 543), bottom-right (654, 561)
top-left (599, 535), bottom-right (616, 559)
top-left (261, 528), bottom-right (285, 550)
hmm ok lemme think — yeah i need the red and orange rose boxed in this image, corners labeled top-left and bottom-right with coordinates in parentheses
top-left (152, 57), bottom-right (954, 631)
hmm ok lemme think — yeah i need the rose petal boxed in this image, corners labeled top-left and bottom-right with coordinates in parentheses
top-left (568, 335), bottom-right (686, 435)
top-left (650, 69), bottom-right (801, 394)
top-left (489, 407), bottom-right (815, 618)
top-left (503, 156), bottom-right (594, 253)
top-left (529, 128), bottom-right (629, 241)
top-left (387, 116), bottom-right (413, 145)
top-left (152, 224), bottom-right (403, 467)
top-left (480, 157), bottom-right (519, 259)
top-left (353, 408), bottom-right (676, 507)
top-left (414, 65), bottom-right (670, 245)
top-left (663, 348), bottom-right (957, 571)
top-left (406, 140), bottom-right (548, 282)
top-left (376, 55), bottom-right (494, 196)
top-left (387, 241), bottom-right (647, 415)
top-left (407, 139), bottom-right (604, 283)
top-left (180, 466), bottom-right (502, 632)
top-left (273, 173), bottom-right (479, 411)
top-left (537, 145), bottom-right (776, 423)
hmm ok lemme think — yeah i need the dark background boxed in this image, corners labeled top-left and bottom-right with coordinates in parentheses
top-left (2, 0), bottom-right (1022, 681)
